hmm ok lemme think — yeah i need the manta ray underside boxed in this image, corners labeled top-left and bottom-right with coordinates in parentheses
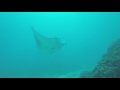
top-left (31, 26), bottom-right (66, 54)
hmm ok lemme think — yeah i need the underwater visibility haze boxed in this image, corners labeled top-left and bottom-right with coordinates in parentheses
top-left (0, 12), bottom-right (120, 78)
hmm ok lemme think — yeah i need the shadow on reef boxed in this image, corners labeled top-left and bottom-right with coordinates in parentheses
top-left (80, 39), bottom-right (120, 78)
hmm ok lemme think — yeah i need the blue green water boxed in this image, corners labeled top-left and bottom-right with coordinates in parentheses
top-left (0, 12), bottom-right (120, 78)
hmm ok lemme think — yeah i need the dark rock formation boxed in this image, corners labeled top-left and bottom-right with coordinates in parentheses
top-left (80, 39), bottom-right (120, 78)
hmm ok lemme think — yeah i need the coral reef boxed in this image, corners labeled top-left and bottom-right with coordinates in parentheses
top-left (80, 39), bottom-right (120, 78)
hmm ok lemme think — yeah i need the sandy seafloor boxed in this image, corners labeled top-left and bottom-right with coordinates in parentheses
top-left (42, 67), bottom-right (92, 78)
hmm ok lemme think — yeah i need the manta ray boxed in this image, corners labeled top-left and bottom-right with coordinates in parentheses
top-left (31, 26), bottom-right (66, 54)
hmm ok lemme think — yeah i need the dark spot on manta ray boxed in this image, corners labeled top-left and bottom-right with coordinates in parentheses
top-left (51, 47), bottom-right (55, 49)
top-left (45, 47), bottom-right (55, 50)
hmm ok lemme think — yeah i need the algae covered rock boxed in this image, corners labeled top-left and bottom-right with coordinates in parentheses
top-left (80, 39), bottom-right (120, 78)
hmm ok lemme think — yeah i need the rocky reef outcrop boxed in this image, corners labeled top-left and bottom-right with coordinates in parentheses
top-left (80, 39), bottom-right (120, 78)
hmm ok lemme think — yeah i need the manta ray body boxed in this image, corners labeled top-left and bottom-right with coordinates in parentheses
top-left (31, 26), bottom-right (65, 54)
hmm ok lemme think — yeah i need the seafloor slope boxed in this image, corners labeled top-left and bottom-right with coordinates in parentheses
top-left (80, 39), bottom-right (120, 78)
